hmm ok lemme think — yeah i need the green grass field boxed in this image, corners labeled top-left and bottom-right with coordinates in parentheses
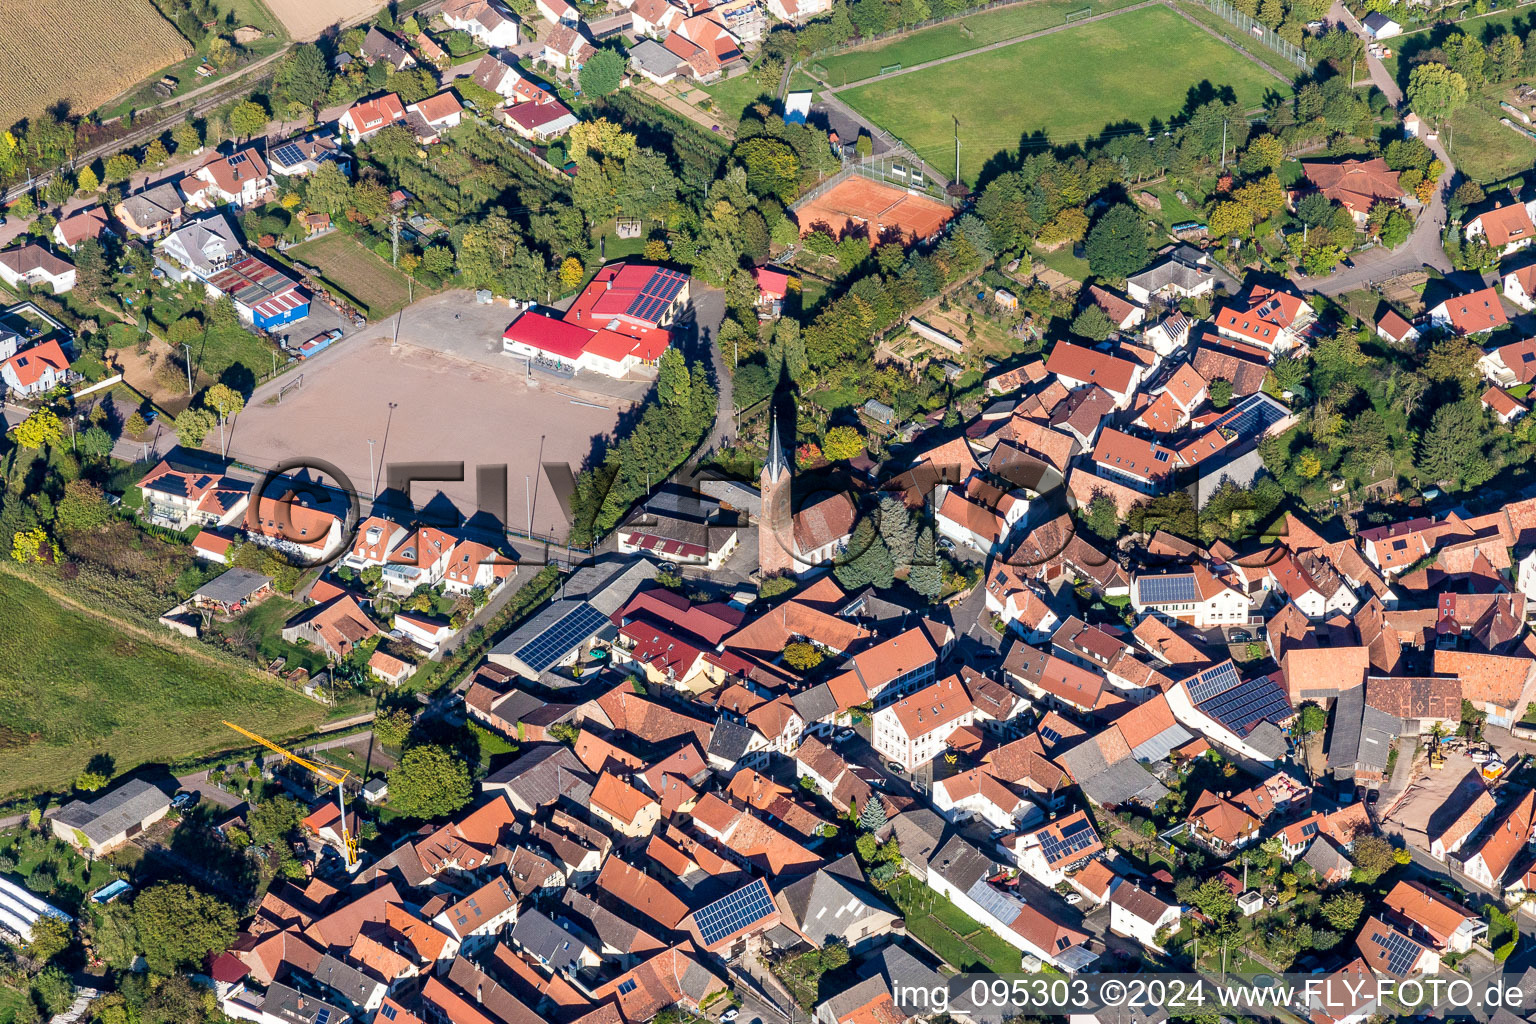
top-left (290, 233), bottom-right (416, 320)
top-left (1442, 87), bottom-right (1536, 185)
top-left (0, 572), bottom-right (330, 799)
top-left (703, 68), bottom-right (778, 126)
top-left (839, 4), bottom-right (1288, 179)
top-left (816, 0), bottom-right (1145, 86)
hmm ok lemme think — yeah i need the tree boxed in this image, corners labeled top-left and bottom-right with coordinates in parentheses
top-left (124, 412), bottom-right (149, 437)
top-left (1321, 892), bottom-right (1366, 931)
top-left (172, 119), bottom-right (202, 153)
top-left (834, 517), bottom-right (895, 590)
top-left (822, 425), bottom-right (865, 462)
top-left (248, 795), bottom-right (307, 860)
top-left (559, 256), bottom-right (585, 290)
top-left (1209, 200), bottom-right (1253, 239)
top-left (306, 161), bottom-right (352, 213)
top-left (277, 43), bottom-right (332, 107)
top-left (1083, 204), bottom-right (1149, 279)
top-left (1351, 836), bottom-right (1400, 883)
top-left (133, 884), bottom-right (237, 973)
top-left (1083, 493), bottom-right (1120, 541)
top-left (75, 165), bottom-right (99, 193)
top-left (79, 424), bottom-right (113, 458)
top-left (733, 136), bottom-right (800, 202)
top-left (782, 641), bottom-right (823, 671)
top-left (579, 48), bottom-right (626, 96)
top-left (388, 744), bottom-right (472, 819)
top-left (103, 151), bottom-right (138, 184)
top-left (175, 407), bottom-right (216, 447)
top-left (204, 383), bottom-right (245, 456)
top-left (858, 796), bottom-right (887, 831)
top-left (1209, 378), bottom-right (1233, 409)
top-left (877, 494), bottom-right (917, 566)
top-left (25, 914), bottom-right (71, 963)
top-left (56, 480), bottom-right (110, 532)
top-left (75, 767), bottom-right (110, 792)
top-left (228, 100), bottom-right (270, 141)
top-left (1417, 400), bottom-right (1486, 485)
top-left (1071, 305), bottom-right (1113, 342)
top-left (642, 238), bottom-right (669, 262)
top-left (908, 527), bottom-right (942, 599)
top-left (12, 408), bottom-right (62, 450)
top-left (142, 139), bottom-right (170, 169)
top-left (657, 348), bottom-right (692, 408)
top-left (1188, 877), bottom-right (1238, 920)
top-left (374, 707), bottom-right (413, 747)
top-left (1407, 63), bottom-right (1469, 122)
top-left (1294, 702), bottom-right (1328, 736)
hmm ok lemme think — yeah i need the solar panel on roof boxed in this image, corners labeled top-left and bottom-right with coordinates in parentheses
top-left (1040, 725), bottom-right (1063, 744)
top-left (1197, 675), bottom-right (1291, 735)
top-left (381, 1007), bottom-right (397, 1022)
top-left (314, 1010), bottom-right (330, 1024)
top-left (1038, 817), bottom-right (1098, 864)
top-left (272, 142), bottom-right (306, 167)
top-left (514, 602), bottom-right (609, 674)
top-left (1187, 661), bottom-right (1242, 704)
top-left (618, 979), bottom-right (638, 995)
top-left (692, 878), bottom-right (774, 946)
top-left (1372, 928), bottom-right (1424, 975)
top-left (1136, 574), bottom-right (1199, 605)
top-left (625, 268), bottom-right (686, 322)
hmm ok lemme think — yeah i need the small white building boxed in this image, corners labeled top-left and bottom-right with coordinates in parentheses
top-left (1108, 883), bottom-right (1180, 952)
top-left (0, 245), bottom-right (75, 294)
top-left (1362, 11), bottom-right (1401, 38)
top-left (441, 0), bottom-right (522, 45)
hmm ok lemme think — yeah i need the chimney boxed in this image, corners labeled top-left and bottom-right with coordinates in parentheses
top-left (477, 984), bottom-right (484, 1004)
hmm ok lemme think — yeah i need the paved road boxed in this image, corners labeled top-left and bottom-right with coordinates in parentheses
top-left (1290, 1), bottom-right (1453, 294)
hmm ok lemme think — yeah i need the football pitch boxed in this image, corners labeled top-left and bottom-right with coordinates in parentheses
top-left (838, 4), bottom-right (1290, 181)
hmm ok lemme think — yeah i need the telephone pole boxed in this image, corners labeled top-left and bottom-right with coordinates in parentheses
top-left (390, 211), bottom-right (400, 267)
top-left (1220, 117), bottom-right (1229, 170)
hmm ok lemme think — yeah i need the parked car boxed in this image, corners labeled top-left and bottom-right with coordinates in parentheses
top-left (887, 762), bottom-right (905, 775)
top-left (1064, 892), bottom-right (1083, 905)
top-left (1230, 630), bottom-right (1252, 643)
top-left (720, 1011), bottom-right (739, 1022)
top-left (171, 791), bottom-right (198, 810)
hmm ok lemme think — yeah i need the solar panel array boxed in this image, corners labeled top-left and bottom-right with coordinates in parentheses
top-left (515, 602), bottom-right (609, 674)
top-left (1186, 661), bottom-right (1243, 704)
top-left (315, 1010), bottom-right (331, 1024)
top-left (381, 1007), bottom-right (398, 1022)
top-left (1209, 394), bottom-right (1289, 440)
top-left (625, 267), bottom-right (687, 322)
top-left (1198, 676), bottom-right (1291, 736)
top-left (693, 878), bottom-right (775, 946)
top-left (1371, 927), bottom-right (1424, 975)
top-left (1136, 574), bottom-right (1199, 605)
top-left (272, 142), bottom-right (307, 168)
top-left (1039, 725), bottom-right (1064, 744)
top-left (1038, 816), bottom-right (1098, 865)
top-left (618, 980), bottom-right (638, 995)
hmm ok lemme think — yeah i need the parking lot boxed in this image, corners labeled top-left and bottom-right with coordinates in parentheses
top-left (226, 329), bottom-right (629, 541)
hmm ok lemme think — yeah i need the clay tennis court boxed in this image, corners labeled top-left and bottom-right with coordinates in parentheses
top-left (793, 176), bottom-right (955, 246)
top-left (224, 335), bottom-right (625, 541)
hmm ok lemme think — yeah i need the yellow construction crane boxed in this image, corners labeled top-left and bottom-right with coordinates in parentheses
top-left (223, 721), bottom-right (358, 870)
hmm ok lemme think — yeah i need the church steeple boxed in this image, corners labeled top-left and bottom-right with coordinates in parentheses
top-left (764, 406), bottom-right (789, 485)
top-left (759, 402), bottom-right (794, 577)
